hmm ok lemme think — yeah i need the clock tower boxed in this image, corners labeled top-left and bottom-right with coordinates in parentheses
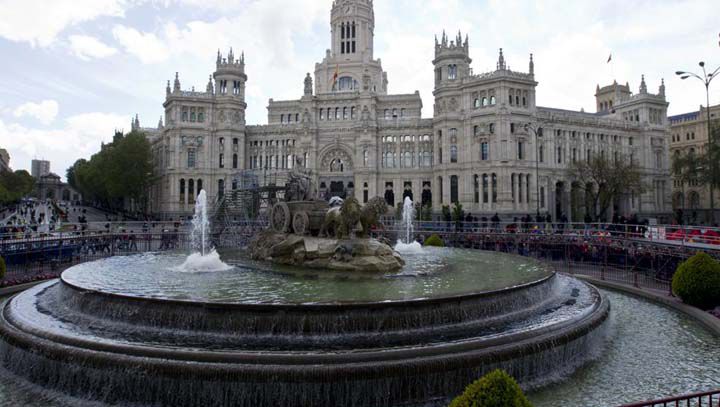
top-left (316, 0), bottom-right (386, 94)
top-left (330, 0), bottom-right (375, 63)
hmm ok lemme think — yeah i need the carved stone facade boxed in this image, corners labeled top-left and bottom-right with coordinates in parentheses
top-left (143, 0), bottom-right (672, 221)
top-left (669, 104), bottom-right (720, 222)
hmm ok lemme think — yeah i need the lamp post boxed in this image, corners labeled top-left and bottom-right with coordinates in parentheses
top-left (525, 123), bottom-right (543, 218)
top-left (676, 61), bottom-right (720, 224)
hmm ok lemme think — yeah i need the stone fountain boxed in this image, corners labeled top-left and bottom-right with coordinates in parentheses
top-left (0, 167), bottom-right (610, 407)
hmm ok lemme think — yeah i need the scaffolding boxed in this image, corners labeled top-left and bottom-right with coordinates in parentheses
top-left (211, 170), bottom-right (287, 247)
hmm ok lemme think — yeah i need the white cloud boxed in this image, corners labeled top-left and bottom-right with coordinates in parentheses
top-left (13, 100), bottom-right (60, 125)
top-left (0, 0), bottom-right (131, 47)
top-left (113, 25), bottom-right (168, 64)
top-left (68, 35), bottom-right (118, 60)
top-left (0, 112), bottom-right (129, 178)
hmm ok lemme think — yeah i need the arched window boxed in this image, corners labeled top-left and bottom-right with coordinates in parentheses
top-left (197, 179), bottom-right (203, 194)
top-left (450, 145), bottom-right (458, 163)
top-left (450, 175), bottom-right (459, 203)
top-left (474, 98), bottom-right (481, 108)
top-left (179, 179), bottom-right (185, 203)
top-left (491, 174), bottom-right (498, 203)
top-left (343, 107), bottom-right (348, 120)
top-left (233, 154), bottom-right (238, 169)
top-left (320, 109), bottom-right (325, 120)
top-left (539, 145), bottom-right (544, 163)
top-left (482, 97), bottom-right (488, 107)
top-left (363, 150), bottom-right (369, 167)
top-left (490, 96), bottom-right (496, 105)
top-left (351, 106), bottom-right (356, 119)
top-left (337, 77), bottom-right (358, 91)
top-left (489, 123), bottom-right (495, 134)
top-left (449, 65), bottom-right (458, 80)
top-left (481, 142), bottom-right (489, 161)
top-left (335, 108), bottom-right (340, 120)
top-left (182, 107), bottom-right (188, 122)
top-left (482, 174), bottom-right (489, 203)
top-left (188, 179), bottom-right (195, 204)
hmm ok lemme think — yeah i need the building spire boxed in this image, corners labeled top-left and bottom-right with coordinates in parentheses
top-left (206, 75), bottom-right (214, 93)
top-left (158, 116), bottom-right (164, 129)
top-left (166, 80), bottom-right (171, 95)
top-left (639, 74), bottom-right (647, 94)
top-left (659, 78), bottom-right (666, 98)
top-left (173, 72), bottom-right (181, 93)
top-left (228, 47), bottom-right (234, 64)
top-left (497, 48), bottom-right (506, 70)
top-left (131, 114), bottom-right (140, 131)
top-left (529, 53), bottom-right (534, 76)
top-left (216, 49), bottom-right (221, 66)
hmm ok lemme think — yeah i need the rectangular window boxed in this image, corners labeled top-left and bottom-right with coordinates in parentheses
top-left (219, 153), bottom-right (225, 169)
top-left (517, 142), bottom-right (524, 160)
top-left (187, 150), bottom-right (196, 168)
top-left (481, 142), bottom-right (489, 161)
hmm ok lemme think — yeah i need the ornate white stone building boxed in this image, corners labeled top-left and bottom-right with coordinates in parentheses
top-left (141, 0), bottom-right (671, 221)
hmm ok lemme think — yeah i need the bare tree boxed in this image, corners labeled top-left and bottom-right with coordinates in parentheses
top-left (567, 154), bottom-right (645, 221)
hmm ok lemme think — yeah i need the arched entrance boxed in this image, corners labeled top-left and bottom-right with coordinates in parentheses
top-left (319, 147), bottom-right (354, 201)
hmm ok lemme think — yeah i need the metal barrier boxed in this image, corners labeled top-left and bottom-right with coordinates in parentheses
top-left (620, 389), bottom-right (720, 407)
top-left (1, 220), bottom-right (719, 293)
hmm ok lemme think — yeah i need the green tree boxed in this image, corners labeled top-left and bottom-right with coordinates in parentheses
top-left (0, 170), bottom-right (35, 205)
top-left (441, 205), bottom-right (451, 222)
top-left (452, 202), bottom-right (464, 226)
top-left (69, 130), bottom-right (153, 212)
top-left (567, 154), bottom-right (644, 222)
top-left (449, 369), bottom-right (532, 407)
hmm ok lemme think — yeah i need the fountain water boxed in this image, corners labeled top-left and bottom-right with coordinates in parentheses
top-left (174, 190), bottom-right (231, 273)
top-left (395, 197), bottom-right (423, 253)
top-left (191, 190), bottom-right (209, 256)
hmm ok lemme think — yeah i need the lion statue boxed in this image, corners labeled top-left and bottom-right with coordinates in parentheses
top-left (321, 197), bottom-right (389, 239)
top-left (357, 197), bottom-right (389, 238)
top-left (320, 197), bottom-right (362, 239)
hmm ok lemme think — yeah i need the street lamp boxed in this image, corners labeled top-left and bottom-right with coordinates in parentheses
top-left (525, 123), bottom-right (543, 218)
top-left (676, 60), bottom-right (720, 224)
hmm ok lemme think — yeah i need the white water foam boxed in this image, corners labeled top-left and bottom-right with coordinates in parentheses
top-left (394, 241), bottom-right (424, 254)
top-left (173, 250), bottom-right (233, 273)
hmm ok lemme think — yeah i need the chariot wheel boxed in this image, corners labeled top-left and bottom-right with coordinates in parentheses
top-left (270, 202), bottom-right (291, 233)
top-left (292, 212), bottom-right (310, 236)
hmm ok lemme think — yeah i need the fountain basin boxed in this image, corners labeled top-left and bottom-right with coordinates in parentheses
top-left (0, 249), bottom-right (609, 406)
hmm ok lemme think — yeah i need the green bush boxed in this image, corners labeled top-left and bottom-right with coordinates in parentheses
top-left (0, 257), bottom-right (5, 280)
top-left (424, 234), bottom-right (444, 247)
top-left (449, 369), bottom-right (532, 407)
top-left (672, 252), bottom-right (720, 310)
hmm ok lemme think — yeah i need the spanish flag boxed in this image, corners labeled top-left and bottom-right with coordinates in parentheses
top-left (331, 64), bottom-right (339, 85)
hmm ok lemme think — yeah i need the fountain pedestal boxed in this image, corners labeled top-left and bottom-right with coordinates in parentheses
top-left (249, 231), bottom-right (405, 273)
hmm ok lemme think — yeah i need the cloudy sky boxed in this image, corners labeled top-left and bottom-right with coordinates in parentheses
top-left (0, 0), bottom-right (719, 179)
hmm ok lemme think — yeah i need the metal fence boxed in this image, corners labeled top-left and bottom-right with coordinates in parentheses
top-left (1, 220), bottom-right (719, 293)
top-left (620, 389), bottom-right (720, 407)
